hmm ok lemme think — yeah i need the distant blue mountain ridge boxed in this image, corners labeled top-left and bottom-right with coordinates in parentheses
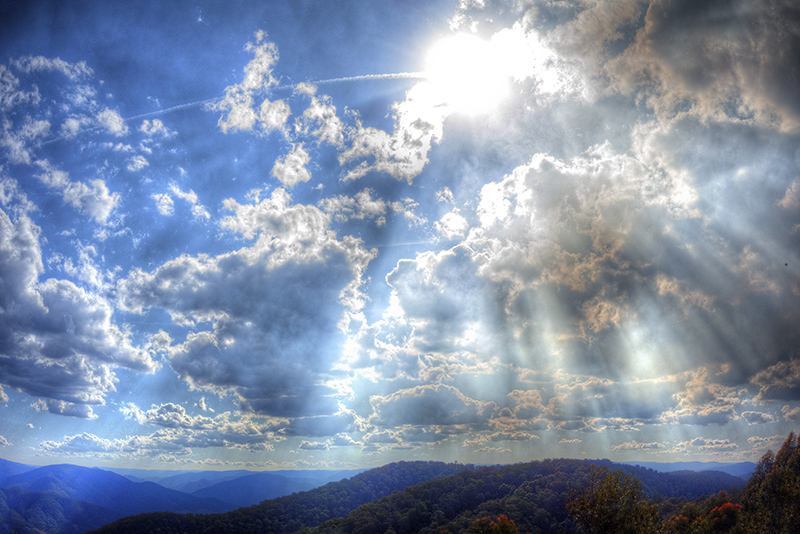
top-left (0, 457), bottom-right (756, 534)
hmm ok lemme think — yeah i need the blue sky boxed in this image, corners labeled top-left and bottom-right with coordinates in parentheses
top-left (1, 0), bottom-right (800, 471)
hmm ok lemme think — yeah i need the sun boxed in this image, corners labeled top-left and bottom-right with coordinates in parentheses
top-left (424, 33), bottom-right (511, 116)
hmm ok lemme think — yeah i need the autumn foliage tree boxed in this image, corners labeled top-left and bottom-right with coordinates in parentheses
top-left (466, 515), bottom-right (523, 534)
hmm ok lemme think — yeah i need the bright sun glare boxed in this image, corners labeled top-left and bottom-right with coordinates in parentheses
top-left (425, 33), bottom-right (511, 116)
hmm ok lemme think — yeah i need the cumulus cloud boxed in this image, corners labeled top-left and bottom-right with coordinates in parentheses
top-left (117, 187), bottom-right (375, 418)
top-left (127, 154), bottom-right (149, 172)
top-left (34, 159), bottom-right (120, 224)
top-left (0, 435), bottom-right (9, 446)
top-left (370, 384), bottom-right (496, 428)
top-left (741, 411), bottom-right (775, 424)
top-left (169, 183), bottom-right (210, 220)
top-left (12, 55), bottom-right (92, 80)
top-left (339, 81), bottom-right (448, 183)
top-left (299, 441), bottom-right (329, 451)
top-left (215, 30), bottom-right (287, 135)
top-left (611, 440), bottom-right (666, 452)
top-left (781, 405), bottom-right (800, 422)
top-left (753, 359), bottom-right (800, 401)
top-left (152, 192), bottom-right (174, 215)
top-left (0, 209), bottom-right (157, 411)
top-left (435, 209), bottom-right (469, 240)
top-left (139, 119), bottom-right (175, 137)
top-left (604, 0), bottom-right (800, 130)
top-left (0, 64), bottom-right (41, 111)
top-left (272, 143), bottom-right (312, 188)
top-left (96, 108), bottom-right (128, 137)
top-left (32, 399), bottom-right (98, 419)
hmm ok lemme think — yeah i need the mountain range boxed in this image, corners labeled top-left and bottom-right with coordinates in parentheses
top-left (0, 457), bottom-right (754, 534)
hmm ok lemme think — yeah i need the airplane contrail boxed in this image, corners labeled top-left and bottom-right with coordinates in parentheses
top-left (124, 96), bottom-right (222, 122)
top-left (128, 72), bottom-right (426, 121)
top-left (273, 71), bottom-right (427, 91)
top-left (41, 72), bottom-right (426, 145)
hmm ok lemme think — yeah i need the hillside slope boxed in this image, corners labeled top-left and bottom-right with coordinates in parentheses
top-left (3, 463), bottom-right (232, 516)
top-left (311, 459), bottom-right (745, 534)
top-left (88, 460), bottom-right (473, 534)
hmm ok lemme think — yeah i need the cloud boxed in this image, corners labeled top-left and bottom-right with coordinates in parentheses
top-left (611, 440), bottom-right (666, 452)
top-left (139, 119), bottom-right (175, 137)
top-left (214, 30), bottom-right (286, 135)
top-left (370, 384), bottom-right (496, 428)
top-left (753, 359), bottom-right (800, 401)
top-left (34, 159), bottom-right (120, 224)
top-left (338, 81), bottom-right (447, 183)
top-left (117, 187), bottom-right (375, 419)
top-left (294, 85), bottom-right (344, 146)
top-left (1, 116), bottom-right (50, 164)
top-left (605, 0), bottom-right (800, 130)
top-left (0, 210), bottom-right (157, 410)
top-left (32, 399), bottom-right (97, 419)
top-left (152, 193), bottom-right (174, 215)
top-left (299, 441), bottom-right (329, 451)
top-left (330, 433), bottom-right (357, 447)
top-left (435, 209), bottom-right (469, 240)
top-left (741, 411), bottom-right (775, 425)
top-left (781, 405), bottom-right (800, 422)
top-left (121, 402), bottom-right (215, 430)
top-left (0, 64), bottom-right (41, 111)
top-left (272, 143), bottom-right (312, 188)
top-left (127, 154), bottom-right (149, 172)
top-left (0, 435), bottom-right (9, 446)
top-left (169, 183), bottom-right (210, 220)
top-left (96, 108), bottom-right (129, 136)
top-left (688, 438), bottom-right (738, 452)
top-left (11, 55), bottom-right (92, 80)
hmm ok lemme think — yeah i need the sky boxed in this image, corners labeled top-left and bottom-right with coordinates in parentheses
top-left (1, 0), bottom-right (800, 472)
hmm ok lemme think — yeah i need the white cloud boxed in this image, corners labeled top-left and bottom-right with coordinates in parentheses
top-left (96, 108), bottom-right (129, 136)
top-left (435, 209), bottom-right (469, 240)
top-left (272, 143), bottom-right (312, 188)
top-left (0, 435), bottom-right (9, 446)
top-left (32, 399), bottom-right (97, 419)
top-left (611, 440), bottom-right (666, 451)
top-left (12, 55), bottom-right (92, 80)
top-left (35, 159), bottom-right (120, 224)
top-left (117, 187), bottom-right (375, 418)
top-left (127, 154), bottom-right (149, 172)
top-left (0, 209), bottom-right (157, 412)
top-left (215, 30), bottom-right (284, 135)
top-left (139, 119), bottom-right (175, 137)
top-left (152, 193), bottom-right (175, 215)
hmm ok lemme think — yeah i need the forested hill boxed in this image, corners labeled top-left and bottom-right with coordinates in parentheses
top-left (88, 460), bottom-right (472, 534)
top-left (88, 459), bottom-right (743, 534)
top-left (309, 459), bottom-right (745, 534)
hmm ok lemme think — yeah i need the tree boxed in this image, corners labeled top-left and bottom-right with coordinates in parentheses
top-left (467, 515), bottom-right (522, 534)
top-left (739, 431), bottom-right (800, 533)
top-left (567, 465), bottom-right (662, 534)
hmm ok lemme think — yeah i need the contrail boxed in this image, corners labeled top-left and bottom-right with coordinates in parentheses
top-left (41, 72), bottom-right (426, 145)
top-left (124, 97), bottom-right (221, 122)
top-left (274, 71), bottom-right (427, 90)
